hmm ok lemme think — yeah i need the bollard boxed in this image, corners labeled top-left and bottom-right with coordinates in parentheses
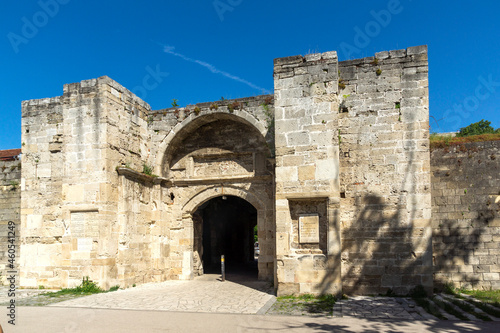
top-left (221, 255), bottom-right (225, 282)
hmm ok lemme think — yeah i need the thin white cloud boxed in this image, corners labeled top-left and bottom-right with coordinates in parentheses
top-left (160, 43), bottom-right (271, 94)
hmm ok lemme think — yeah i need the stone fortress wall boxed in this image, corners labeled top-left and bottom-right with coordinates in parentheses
top-left (19, 76), bottom-right (276, 289)
top-left (272, 45), bottom-right (432, 295)
top-left (0, 152), bottom-right (21, 285)
top-left (431, 140), bottom-right (500, 290)
top-left (4, 139), bottom-right (499, 290)
top-left (1, 44), bottom-right (498, 294)
top-left (20, 78), bottom-right (151, 289)
top-left (336, 46), bottom-right (432, 295)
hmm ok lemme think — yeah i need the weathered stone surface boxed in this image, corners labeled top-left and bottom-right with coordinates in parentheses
top-left (431, 141), bottom-right (500, 290)
top-left (8, 45), bottom-right (490, 297)
top-left (337, 46), bottom-right (432, 296)
top-left (0, 156), bottom-right (21, 285)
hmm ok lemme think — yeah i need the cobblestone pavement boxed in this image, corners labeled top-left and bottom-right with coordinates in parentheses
top-left (332, 296), bottom-right (436, 319)
top-left (47, 274), bottom-right (276, 314)
top-left (5, 280), bottom-right (498, 321)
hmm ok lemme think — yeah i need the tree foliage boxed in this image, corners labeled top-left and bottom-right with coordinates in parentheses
top-left (457, 119), bottom-right (499, 137)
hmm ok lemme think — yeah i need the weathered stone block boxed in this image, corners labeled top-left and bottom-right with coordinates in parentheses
top-left (287, 131), bottom-right (311, 146)
top-left (407, 45), bottom-right (428, 55)
top-left (298, 165), bottom-right (315, 181)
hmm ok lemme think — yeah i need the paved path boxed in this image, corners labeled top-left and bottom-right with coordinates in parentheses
top-left (4, 307), bottom-right (500, 333)
top-left (3, 278), bottom-right (500, 332)
top-left (48, 274), bottom-right (276, 314)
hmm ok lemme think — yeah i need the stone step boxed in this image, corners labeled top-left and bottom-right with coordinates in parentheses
top-left (456, 293), bottom-right (500, 322)
top-left (435, 294), bottom-right (479, 321)
top-left (428, 297), bottom-right (460, 320)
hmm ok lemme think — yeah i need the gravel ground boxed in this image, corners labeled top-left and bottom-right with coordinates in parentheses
top-left (0, 287), bottom-right (88, 306)
top-left (266, 295), bottom-right (335, 317)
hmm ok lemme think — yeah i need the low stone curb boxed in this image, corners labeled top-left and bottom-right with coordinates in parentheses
top-left (258, 296), bottom-right (276, 314)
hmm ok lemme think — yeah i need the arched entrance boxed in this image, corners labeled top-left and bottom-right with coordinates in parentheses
top-left (193, 195), bottom-right (257, 276)
top-left (159, 112), bottom-right (275, 281)
top-left (183, 185), bottom-right (272, 281)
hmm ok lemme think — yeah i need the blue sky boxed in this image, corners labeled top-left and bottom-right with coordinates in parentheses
top-left (1, 0), bottom-right (499, 150)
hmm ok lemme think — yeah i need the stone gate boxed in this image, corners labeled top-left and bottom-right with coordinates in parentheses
top-left (16, 45), bottom-right (433, 296)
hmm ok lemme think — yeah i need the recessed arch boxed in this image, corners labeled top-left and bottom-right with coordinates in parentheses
top-left (155, 109), bottom-right (274, 282)
top-left (155, 110), bottom-right (268, 177)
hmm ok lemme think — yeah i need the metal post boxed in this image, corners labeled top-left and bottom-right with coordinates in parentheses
top-left (221, 255), bottom-right (225, 282)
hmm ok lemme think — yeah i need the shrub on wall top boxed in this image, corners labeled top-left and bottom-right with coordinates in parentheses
top-left (457, 119), bottom-right (499, 137)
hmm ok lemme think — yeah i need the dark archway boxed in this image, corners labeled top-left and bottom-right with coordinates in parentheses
top-left (194, 195), bottom-right (257, 277)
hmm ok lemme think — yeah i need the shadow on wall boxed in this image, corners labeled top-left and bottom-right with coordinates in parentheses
top-left (318, 112), bottom-right (429, 295)
top-left (433, 215), bottom-right (495, 290)
top-left (431, 141), bottom-right (499, 290)
top-left (316, 147), bottom-right (497, 296)
top-left (317, 109), bottom-right (436, 295)
top-left (314, 194), bottom-right (423, 296)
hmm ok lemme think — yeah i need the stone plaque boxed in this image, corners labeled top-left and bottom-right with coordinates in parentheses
top-left (299, 214), bottom-right (319, 243)
top-left (77, 238), bottom-right (93, 252)
top-left (70, 212), bottom-right (85, 237)
top-left (70, 210), bottom-right (99, 238)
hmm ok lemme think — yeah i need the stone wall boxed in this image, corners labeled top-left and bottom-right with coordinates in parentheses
top-left (0, 157), bottom-right (21, 285)
top-left (431, 140), bottom-right (500, 290)
top-left (273, 51), bottom-right (342, 296)
top-left (20, 76), bottom-right (275, 289)
top-left (15, 45), bottom-right (444, 295)
top-left (337, 45), bottom-right (432, 295)
top-left (20, 77), bottom-right (151, 289)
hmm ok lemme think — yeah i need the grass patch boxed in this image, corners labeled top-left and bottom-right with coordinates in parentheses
top-left (440, 284), bottom-right (499, 319)
top-left (142, 163), bottom-right (155, 176)
top-left (430, 132), bottom-right (500, 150)
top-left (268, 294), bottom-right (336, 316)
top-left (43, 277), bottom-right (118, 298)
top-left (458, 289), bottom-right (500, 307)
top-left (109, 285), bottom-right (120, 292)
top-left (1, 279), bottom-right (120, 307)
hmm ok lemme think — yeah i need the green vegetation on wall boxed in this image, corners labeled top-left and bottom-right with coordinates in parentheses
top-left (457, 119), bottom-right (499, 137)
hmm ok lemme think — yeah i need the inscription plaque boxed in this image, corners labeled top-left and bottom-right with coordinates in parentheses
top-left (299, 214), bottom-right (319, 243)
top-left (77, 238), bottom-right (93, 252)
top-left (70, 212), bottom-right (85, 238)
